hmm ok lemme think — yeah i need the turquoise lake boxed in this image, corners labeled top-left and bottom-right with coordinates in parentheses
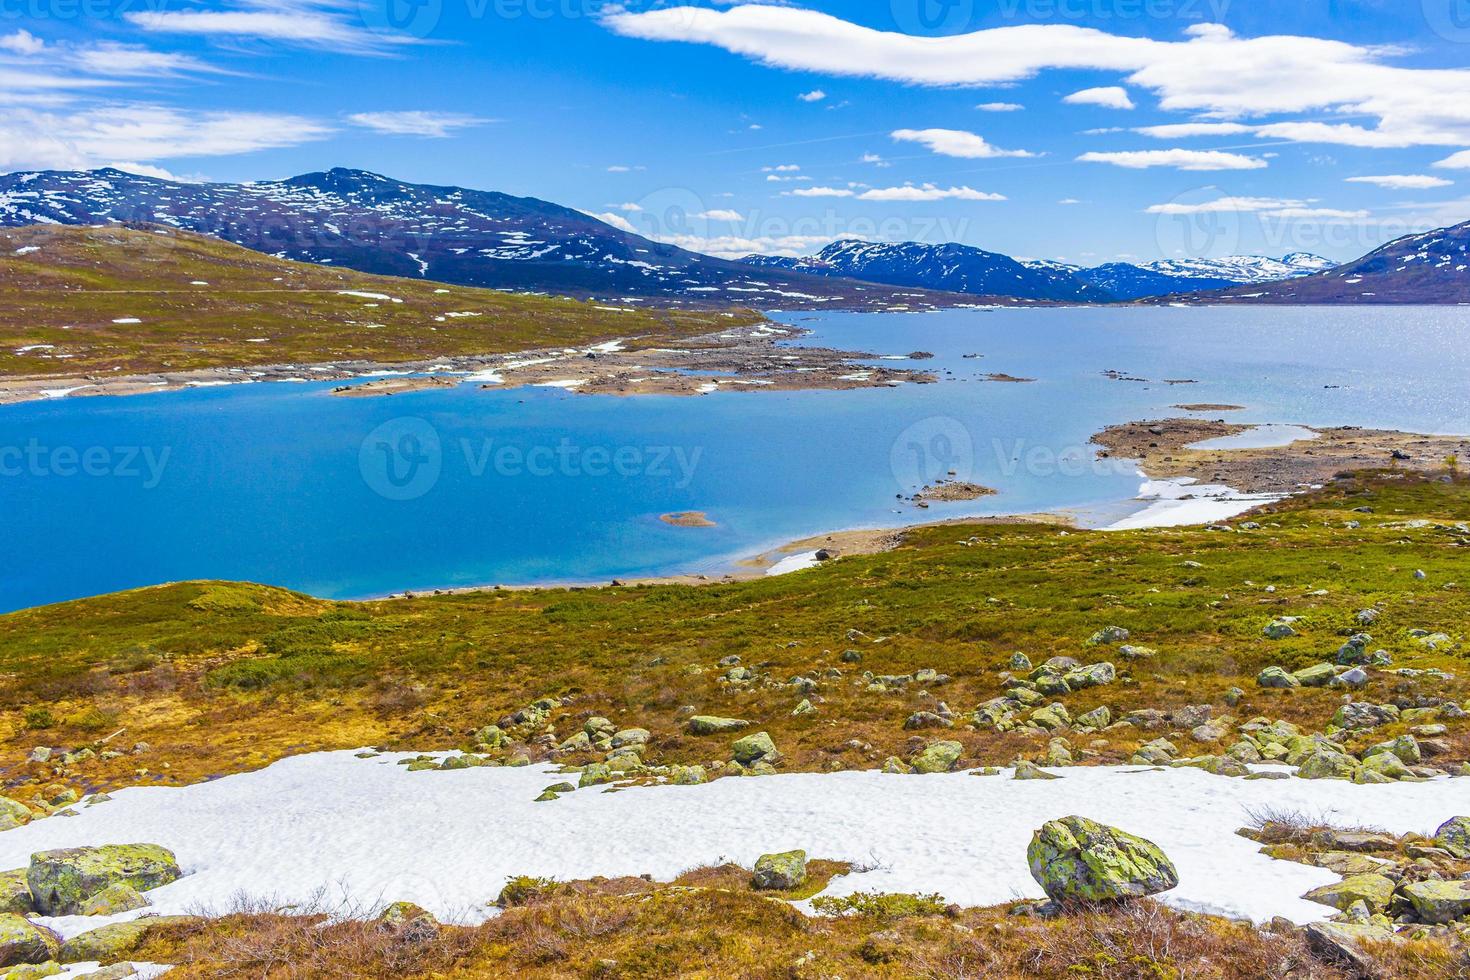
top-left (3, 306), bottom-right (1468, 613)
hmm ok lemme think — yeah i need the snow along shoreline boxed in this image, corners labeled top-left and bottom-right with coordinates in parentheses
top-left (4, 751), bottom-right (1468, 939)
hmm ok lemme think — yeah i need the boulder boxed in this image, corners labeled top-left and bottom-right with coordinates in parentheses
top-left (1331, 702), bottom-right (1399, 730)
top-left (1304, 921), bottom-right (1400, 973)
top-left (910, 740), bottom-right (963, 774)
top-left (1062, 663), bottom-right (1116, 690)
top-left (1029, 704), bottom-right (1071, 731)
top-left (1026, 816), bottom-right (1178, 902)
top-left (578, 763), bottom-right (615, 787)
top-left (1013, 761), bottom-right (1061, 780)
top-left (1075, 706), bottom-right (1112, 729)
top-left (1335, 634), bottom-right (1372, 666)
top-left (0, 873), bottom-right (30, 917)
top-left (1262, 620), bottom-right (1297, 640)
top-left (903, 711), bottom-right (952, 731)
top-left (1256, 666), bottom-right (1300, 689)
top-left (686, 716), bottom-right (749, 736)
top-left (731, 732), bottom-right (777, 766)
top-left (751, 850), bottom-right (807, 891)
top-left (376, 901), bottom-right (439, 941)
top-left (1292, 663), bottom-right (1337, 687)
top-left (670, 765), bottom-right (707, 786)
top-left (27, 845), bottom-right (180, 916)
top-left (1087, 626), bottom-right (1130, 646)
top-left (1297, 750), bottom-right (1360, 780)
top-left (610, 728), bottom-right (650, 749)
top-left (0, 801), bottom-right (30, 834)
top-left (1302, 873), bottom-right (1396, 912)
top-left (1358, 753), bottom-right (1413, 780)
top-left (0, 915), bottom-right (58, 967)
top-left (1366, 735), bottom-right (1420, 765)
top-left (79, 883), bottom-right (149, 916)
top-left (1433, 816), bottom-right (1470, 859)
top-left (57, 918), bottom-right (194, 964)
top-left (1400, 879), bottom-right (1470, 924)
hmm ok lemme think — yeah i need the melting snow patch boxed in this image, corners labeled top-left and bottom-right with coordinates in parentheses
top-left (112, 317), bottom-right (141, 324)
top-left (1105, 477), bottom-right (1280, 530)
top-left (0, 753), bottom-right (1464, 933)
top-left (766, 551), bottom-right (822, 576)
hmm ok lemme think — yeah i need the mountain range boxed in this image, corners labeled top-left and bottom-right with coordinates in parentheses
top-left (0, 168), bottom-right (960, 309)
top-left (2, 167), bottom-right (1466, 306)
top-left (741, 239), bottom-right (1335, 301)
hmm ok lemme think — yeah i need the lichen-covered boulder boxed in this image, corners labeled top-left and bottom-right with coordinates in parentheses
top-left (910, 740), bottom-right (963, 774)
top-left (751, 850), bottom-right (807, 891)
top-left (1434, 816), bottom-right (1470, 859)
top-left (79, 883), bottom-right (149, 916)
top-left (376, 901), bottom-right (439, 941)
top-left (0, 915), bottom-right (59, 967)
top-left (1256, 666), bottom-right (1300, 689)
top-left (1331, 702), bottom-right (1399, 731)
top-left (1400, 879), bottom-right (1470, 924)
top-left (1302, 873), bottom-right (1395, 912)
top-left (670, 765), bottom-right (707, 786)
top-left (1027, 816), bottom-right (1177, 902)
top-left (0, 874), bottom-right (30, 917)
top-left (686, 716), bottom-right (749, 736)
top-left (1366, 735), bottom-right (1421, 765)
top-left (578, 763), bottom-right (614, 787)
top-left (1298, 750), bottom-right (1360, 780)
top-left (1263, 620), bottom-right (1297, 640)
top-left (1075, 706), bottom-right (1112, 729)
top-left (1359, 752), bottom-right (1413, 781)
top-left (57, 917), bottom-right (193, 965)
top-left (1029, 703), bottom-right (1071, 731)
top-left (2, 961), bottom-right (62, 979)
top-left (0, 801), bottom-right (31, 834)
top-left (1292, 663), bottom-right (1336, 687)
top-left (731, 731), bottom-right (777, 766)
top-left (1087, 626), bottom-right (1130, 646)
top-left (27, 845), bottom-right (180, 916)
top-left (1013, 761), bottom-right (1061, 780)
top-left (1063, 663), bottom-right (1116, 690)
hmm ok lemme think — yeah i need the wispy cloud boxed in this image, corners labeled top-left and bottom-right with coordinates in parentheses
top-left (347, 111), bottom-right (492, 137)
top-left (859, 184), bottom-right (1005, 202)
top-left (1064, 86), bottom-right (1134, 110)
top-left (890, 127), bottom-right (1034, 159)
top-left (975, 101), bottom-right (1022, 112)
top-left (1344, 174), bottom-right (1452, 190)
top-left (1078, 149), bottom-right (1267, 171)
top-left (126, 0), bottom-right (421, 54)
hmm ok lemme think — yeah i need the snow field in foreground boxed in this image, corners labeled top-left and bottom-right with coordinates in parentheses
top-left (1, 751), bottom-right (1466, 939)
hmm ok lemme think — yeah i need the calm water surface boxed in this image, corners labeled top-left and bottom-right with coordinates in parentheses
top-left (2, 306), bottom-right (1467, 612)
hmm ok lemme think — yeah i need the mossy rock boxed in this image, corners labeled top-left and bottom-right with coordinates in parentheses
top-left (731, 731), bottom-right (777, 765)
top-left (1297, 750), bottom-right (1359, 780)
top-left (670, 765), bottom-right (706, 785)
top-left (751, 850), bottom-right (807, 891)
top-left (1400, 879), bottom-right (1470, 924)
top-left (1027, 816), bottom-right (1178, 902)
top-left (0, 874), bottom-right (30, 917)
top-left (686, 716), bottom-right (749, 736)
top-left (0, 915), bottom-right (58, 968)
top-left (79, 883), bottom-right (149, 916)
top-left (1303, 873), bottom-right (1396, 912)
top-left (27, 844), bottom-right (180, 916)
top-left (0, 802), bottom-right (30, 834)
top-left (910, 740), bottom-right (962, 774)
top-left (58, 917), bottom-right (193, 964)
top-left (1434, 816), bottom-right (1470, 859)
top-left (0, 962), bottom-right (61, 979)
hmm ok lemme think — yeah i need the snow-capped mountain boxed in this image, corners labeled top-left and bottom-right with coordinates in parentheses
top-left (742, 239), bottom-right (1106, 302)
top-left (1201, 222), bottom-right (1470, 304)
top-left (743, 238), bottom-right (1333, 302)
top-left (0, 168), bottom-right (959, 308)
top-left (1071, 252), bottom-right (1335, 300)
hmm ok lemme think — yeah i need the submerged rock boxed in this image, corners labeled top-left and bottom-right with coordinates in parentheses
top-left (1027, 816), bottom-right (1177, 902)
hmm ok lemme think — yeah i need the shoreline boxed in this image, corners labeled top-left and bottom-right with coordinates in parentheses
top-left (0, 319), bottom-right (937, 407)
top-left (367, 416), bottom-right (1470, 601)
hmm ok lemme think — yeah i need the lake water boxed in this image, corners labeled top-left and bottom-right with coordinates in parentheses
top-left (2, 306), bottom-right (1468, 613)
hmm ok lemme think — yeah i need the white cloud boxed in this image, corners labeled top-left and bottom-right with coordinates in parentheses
top-left (1344, 174), bottom-right (1452, 190)
top-left (586, 210), bottom-right (639, 234)
top-left (1145, 196), bottom-right (1367, 220)
top-left (125, 1), bottom-right (418, 53)
top-left (347, 111), bottom-right (490, 138)
top-left (1058, 198), bottom-right (1081, 204)
top-left (890, 127), bottom-right (1034, 159)
top-left (601, 7), bottom-right (1470, 150)
top-left (975, 101), bottom-right (1022, 112)
top-left (1078, 148), bottom-right (1266, 170)
top-left (797, 89), bottom-right (826, 102)
top-left (1064, 86), bottom-right (1134, 110)
top-left (858, 184), bottom-right (1005, 202)
top-left (1133, 122), bottom-right (1252, 138)
top-left (785, 186), bottom-right (854, 197)
top-left (0, 104), bottom-right (331, 170)
top-left (655, 232), bottom-right (833, 259)
top-left (1434, 150), bottom-right (1470, 169)
top-left (696, 208), bottom-right (745, 221)
top-left (610, 202), bottom-right (643, 212)
top-left (607, 165), bottom-right (645, 172)
top-left (0, 31), bottom-right (45, 56)
top-left (762, 164), bottom-right (800, 172)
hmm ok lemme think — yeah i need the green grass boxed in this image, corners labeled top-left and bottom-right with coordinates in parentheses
top-left (0, 471), bottom-right (1466, 793)
top-left (0, 225), bottom-right (759, 378)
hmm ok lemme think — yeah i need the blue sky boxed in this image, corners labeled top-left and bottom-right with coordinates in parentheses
top-left (5, 1), bottom-right (1470, 264)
